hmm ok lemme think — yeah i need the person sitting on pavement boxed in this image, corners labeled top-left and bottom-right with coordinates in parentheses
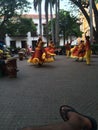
top-left (19, 105), bottom-right (97, 130)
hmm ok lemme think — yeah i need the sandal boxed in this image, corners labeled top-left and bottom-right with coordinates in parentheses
top-left (59, 105), bottom-right (97, 130)
top-left (59, 105), bottom-right (76, 121)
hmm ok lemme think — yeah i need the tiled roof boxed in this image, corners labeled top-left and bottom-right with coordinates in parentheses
top-left (22, 14), bottom-right (55, 19)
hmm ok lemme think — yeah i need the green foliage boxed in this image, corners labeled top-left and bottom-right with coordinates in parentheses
top-left (44, 9), bottom-right (82, 40)
top-left (0, 0), bottom-right (31, 17)
top-left (44, 9), bottom-right (82, 44)
top-left (58, 9), bottom-right (82, 38)
top-left (6, 18), bottom-right (37, 36)
top-left (43, 18), bottom-right (55, 38)
top-left (69, 0), bottom-right (98, 43)
top-left (91, 44), bottom-right (98, 54)
top-left (95, 0), bottom-right (98, 3)
top-left (0, 0), bottom-right (31, 39)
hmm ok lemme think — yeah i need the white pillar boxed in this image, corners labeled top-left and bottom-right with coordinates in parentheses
top-left (5, 34), bottom-right (10, 47)
top-left (27, 32), bottom-right (32, 47)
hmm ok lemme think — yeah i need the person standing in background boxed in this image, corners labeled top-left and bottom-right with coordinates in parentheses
top-left (65, 41), bottom-right (71, 58)
top-left (85, 36), bottom-right (91, 65)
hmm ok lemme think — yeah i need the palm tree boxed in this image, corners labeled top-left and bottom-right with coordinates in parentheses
top-left (33, 0), bottom-right (42, 36)
top-left (44, 0), bottom-right (57, 45)
top-left (45, 0), bottom-right (49, 45)
top-left (50, 0), bottom-right (56, 43)
top-left (55, 0), bottom-right (60, 46)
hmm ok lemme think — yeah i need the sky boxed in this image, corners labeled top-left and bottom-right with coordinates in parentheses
top-left (27, 0), bottom-right (70, 14)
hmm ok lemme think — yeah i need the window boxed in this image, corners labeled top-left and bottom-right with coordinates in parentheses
top-left (10, 41), bottom-right (16, 48)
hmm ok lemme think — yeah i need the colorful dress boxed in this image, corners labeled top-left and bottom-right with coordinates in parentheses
top-left (45, 42), bottom-right (56, 57)
top-left (65, 42), bottom-right (71, 57)
top-left (70, 45), bottom-right (79, 59)
top-left (78, 42), bottom-right (86, 61)
top-left (28, 41), bottom-right (55, 65)
top-left (85, 37), bottom-right (91, 65)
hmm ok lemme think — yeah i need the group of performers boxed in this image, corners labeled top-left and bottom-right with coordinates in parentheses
top-left (27, 35), bottom-right (91, 66)
top-left (27, 37), bottom-right (56, 65)
top-left (65, 36), bottom-right (92, 65)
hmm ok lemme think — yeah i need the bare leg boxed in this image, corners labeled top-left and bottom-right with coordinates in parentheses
top-left (20, 113), bottom-right (94, 130)
top-left (60, 105), bottom-right (97, 130)
top-left (20, 122), bottom-right (75, 130)
top-left (20, 105), bottom-right (97, 130)
top-left (67, 111), bottom-right (92, 130)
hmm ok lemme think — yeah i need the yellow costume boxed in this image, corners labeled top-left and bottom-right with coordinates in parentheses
top-left (28, 38), bottom-right (55, 65)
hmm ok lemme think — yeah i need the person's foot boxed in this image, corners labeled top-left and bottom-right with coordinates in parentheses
top-left (60, 105), bottom-right (97, 130)
top-left (60, 105), bottom-right (76, 121)
top-left (67, 110), bottom-right (93, 130)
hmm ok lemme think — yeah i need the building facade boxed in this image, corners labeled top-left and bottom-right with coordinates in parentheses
top-left (5, 14), bottom-right (48, 50)
top-left (5, 14), bottom-right (66, 49)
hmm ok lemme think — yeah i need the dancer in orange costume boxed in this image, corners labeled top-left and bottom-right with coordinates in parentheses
top-left (45, 40), bottom-right (56, 58)
top-left (28, 37), bottom-right (55, 65)
top-left (77, 40), bottom-right (86, 61)
top-left (70, 40), bottom-right (86, 61)
top-left (84, 36), bottom-right (92, 65)
top-left (65, 41), bottom-right (71, 58)
top-left (70, 44), bottom-right (79, 59)
top-left (28, 37), bottom-right (44, 65)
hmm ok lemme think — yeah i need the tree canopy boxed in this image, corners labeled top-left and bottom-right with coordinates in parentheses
top-left (59, 10), bottom-right (82, 44)
top-left (69, 0), bottom-right (98, 43)
top-left (6, 18), bottom-right (37, 36)
top-left (44, 9), bottom-right (82, 45)
top-left (0, 0), bottom-right (31, 40)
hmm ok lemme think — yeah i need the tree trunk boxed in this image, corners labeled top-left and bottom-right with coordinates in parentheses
top-left (70, 0), bottom-right (98, 44)
top-left (45, 0), bottom-right (49, 46)
top-left (92, 0), bottom-right (98, 43)
top-left (38, 2), bottom-right (42, 36)
top-left (55, 0), bottom-right (60, 47)
top-left (50, 1), bottom-right (54, 42)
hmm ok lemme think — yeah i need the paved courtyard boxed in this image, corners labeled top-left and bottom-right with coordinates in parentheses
top-left (0, 55), bottom-right (98, 130)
